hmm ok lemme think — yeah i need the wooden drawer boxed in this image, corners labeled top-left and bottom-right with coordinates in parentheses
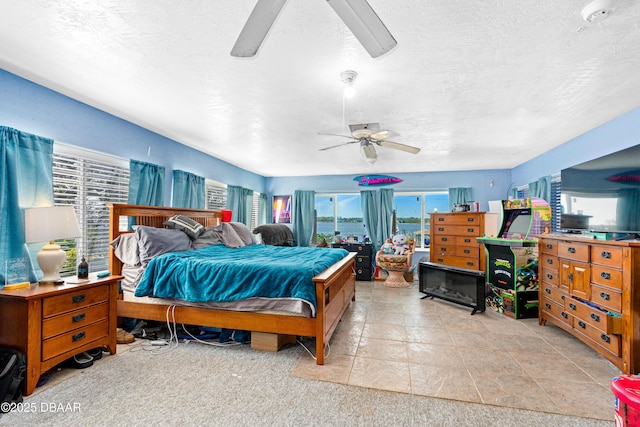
top-left (541, 266), bottom-right (559, 287)
top-left (540, 240), bottom-right (558, 256)
top-left (591, 245), bottom-right (624, 268)
top-left (432, 214), bottom-right (481, 225)
top-left (42, 319), bottom-right (109, 361)
top-left (591, 265), bottom-right (623, 290)
top-left (573, 317), bottom-right (621, 357)
top-left (456, 236), bottom-right (479, 247)
top-left (42, 302), bottom-right (109, 340)
top-left (541, 297), bottom-right (571, 327)
top-left (42, 286), bottom-right (109, 318)
top-left (432, 244), bottom-right (454, 256)
top-left (432, 225), bottom-right (480, 237)
top-left (591, 284), bottom-right (622, 313)
top-left (455, 246), bottom-right (479, 258)
top-left (541, 283), bottom-right (567, 306)
top-left (434, 256), bottom-right (479, 270)
top-left (557, 242), bottom-right (589, 262)
top-left (432, 235), bottom-right (455, 245)
top-left (540, 254), bottom-right (559, 271)
top-left (564, 297), bottom-right (621, 335)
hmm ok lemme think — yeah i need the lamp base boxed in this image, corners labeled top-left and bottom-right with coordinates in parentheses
top-left (37, 242), bottom-right (66, 285)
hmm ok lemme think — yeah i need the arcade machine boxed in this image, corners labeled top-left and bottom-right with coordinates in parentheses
top-left (477, 197), bottom-right (552, 319)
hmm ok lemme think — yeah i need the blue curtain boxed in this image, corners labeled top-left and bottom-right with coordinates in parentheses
top-left (292, 190), bottom-right (315, 247)
top-left (258, 193), bottom-right (269, 225)
top-left (529, 176), bottom-right (551, 203)
top-left (128, 160), bottom-right (165, 206)
top-left (0, 126), bottom-right (54, 284)
top-left (226, 185), bottom-right (253, 226)
top-left (361, 188), bottom-right (394, 254)
top-left (172, 170), bottom-right (205, 208)
top-left (617, 189), bottom-right (640, 233)
top-left (448, 187), bottom-right (472, 210)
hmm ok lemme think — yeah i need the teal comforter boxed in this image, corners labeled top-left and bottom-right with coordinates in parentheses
top-left (134, 244), bottom-right (349, 315)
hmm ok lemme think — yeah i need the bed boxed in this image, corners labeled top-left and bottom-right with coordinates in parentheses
top-left (108, 204), bottom-right (356, 364)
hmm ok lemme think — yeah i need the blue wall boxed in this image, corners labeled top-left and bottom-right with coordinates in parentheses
top-left (0, 69), bottom-right (266, 205)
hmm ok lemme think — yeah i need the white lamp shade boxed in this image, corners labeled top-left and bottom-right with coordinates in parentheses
top-left (25, 206), bottom-right (81, 243)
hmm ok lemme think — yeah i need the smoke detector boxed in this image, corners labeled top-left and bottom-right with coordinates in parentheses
top-left (582, 0), bottom-right (616, 23)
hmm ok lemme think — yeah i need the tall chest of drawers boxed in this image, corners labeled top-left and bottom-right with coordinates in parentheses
top-left (429, 212), bottom-right (498, 272)
top-left (0, 275), bottom-right (121, 395)
top-left (538, 235), bottom-right (640, 374)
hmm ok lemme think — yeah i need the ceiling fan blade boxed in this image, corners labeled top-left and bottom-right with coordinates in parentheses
top-left (376, 140), bottom-right (421, 154)
top-left (360, 141), bottom-right (377, 164)
top-left (369, 129), bottom-right (398, 140)
top-left (326, 0), bottom-right (397, 58)
top-left (317, 132), bottom-right (356, 139)
top-left (230, 0), bottom-right (288, 57)
top-left (319, 141), bottom-right (358, 151)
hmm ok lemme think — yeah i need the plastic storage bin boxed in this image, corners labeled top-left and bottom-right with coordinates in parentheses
top-left (611, 375), bottom-right (640, 426)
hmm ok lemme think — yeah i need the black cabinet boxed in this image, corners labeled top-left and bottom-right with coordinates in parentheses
top-left (332, 243), bottom-right (373, 281)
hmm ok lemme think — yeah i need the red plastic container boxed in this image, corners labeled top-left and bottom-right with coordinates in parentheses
top-left (611, 375), bottom-right (640, 426)
top-left (221, 209), bottom-right (232, 223)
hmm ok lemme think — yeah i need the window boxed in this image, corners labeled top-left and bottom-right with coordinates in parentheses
top-left (53, 143), bottom-right (129, 276)
top-left (206, 179), bottom-right (261, 228)
top-left (394, 192), bottom-right (449, 249)
top-left (315, 193), bottom-right (363, 243)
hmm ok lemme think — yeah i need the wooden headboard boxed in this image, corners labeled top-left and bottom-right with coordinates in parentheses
top-left (107, 204), bottom-right (222, 274)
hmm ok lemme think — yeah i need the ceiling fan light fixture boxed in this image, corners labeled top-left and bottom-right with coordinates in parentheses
top-left (581, 0), bottom-right (616, 23)
top-left (360, 140), bottom-right (377, 164)
top-left (340, 70), bottom-right (358, 98)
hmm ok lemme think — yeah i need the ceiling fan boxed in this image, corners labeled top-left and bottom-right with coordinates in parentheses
top-left (319, 123), bottom-right (421, 164)
top-left (231, 0), bottom-right (397, 58)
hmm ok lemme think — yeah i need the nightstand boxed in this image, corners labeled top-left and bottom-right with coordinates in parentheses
top-left (0, 274), bottom-right (121, 395)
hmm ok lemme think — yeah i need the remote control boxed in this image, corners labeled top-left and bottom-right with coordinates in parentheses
top-left (97, 271), bottom-right (110, 278)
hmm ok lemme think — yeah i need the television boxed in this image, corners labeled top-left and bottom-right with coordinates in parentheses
top-left (560, 144), bottom-right (640, 239)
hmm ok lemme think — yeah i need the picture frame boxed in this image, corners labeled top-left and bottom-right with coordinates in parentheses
top-left (272, 195), bottom-right (291, 224)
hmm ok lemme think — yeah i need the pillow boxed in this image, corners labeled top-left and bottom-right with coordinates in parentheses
top-left (229, 222), bottom-right (256, 246)
top-left (163, 215), bottom-right (205, 240)
top-left (110, 233), bottom-right (141, 266)
top-left (135, 225), bottom-right (192, 265)
top-left (192, 226), bottom-right (223, 249)
top-left (218, 223), bottom-right (245, 248)
top-left (253, 224), bottom-right (295, 246)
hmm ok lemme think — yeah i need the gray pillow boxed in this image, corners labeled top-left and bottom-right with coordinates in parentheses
top-left (163, 214), bottom-right (205, 240)
top-left (229, 222), bottom-right (256, 246)
top-left (218, 223), bottom-right (245, 249)
top-left (110, 233), bottom-right (141, 266)
top-left (135, 226), bottom-right (192, 265)
top-left (192, 226), bottom-right (223, 249)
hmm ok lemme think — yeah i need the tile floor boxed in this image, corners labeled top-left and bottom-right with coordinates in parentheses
top-left (291, 280), bottom-right (620, 421)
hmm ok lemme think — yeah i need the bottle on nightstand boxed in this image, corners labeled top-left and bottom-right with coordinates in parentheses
top-left (77, 255), bottom-right (89, 279)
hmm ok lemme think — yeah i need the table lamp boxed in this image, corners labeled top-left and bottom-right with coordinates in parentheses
top-left (25, 206), bottom-right (81, 284)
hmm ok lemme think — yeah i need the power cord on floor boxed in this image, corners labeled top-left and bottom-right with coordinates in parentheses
top-left (296, 339), bottom-right (330, 361)
top-left (179, 323), bottom-right (242, 347)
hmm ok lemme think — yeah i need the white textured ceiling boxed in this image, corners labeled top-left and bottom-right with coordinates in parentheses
top-left (1, 1), bottom-right (640, 177)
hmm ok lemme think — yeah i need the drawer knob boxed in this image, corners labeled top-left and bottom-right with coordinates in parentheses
top-left (567, 247), bottom-right (576, 254)
top-left (72, 294), bottom-right (86, 304)
top-left (545, 303), bottom-right (551, 309)
top-left (438, 217), bottom-right (444, 222)
top-left (546, 273), bottom-right (553, 280)
top-left (601, 251), bottom-right (611, 259)
top-left (466, 262), bottom-right (473, 266)
top-left (442, 237), bottom-right (448, 241)
top-left (546, 244), bottom-right (553, 249)
top-left (569, 302), bottom-right (576, 311)
top-left (72, 331), bottom-right (86, 342)
top-left (561, 311), bottom-right (568, 319)
top-left (590, 313), bottom-right (600, 323)
top-left (545, 288), bottom-right (551, 294)
top-left (464, 250), bottom-right (470, 254)
top-left (467, 228), bottom-right (474, 232)
top-left (72, 313), bottom-right (86, 323)
top-left (438, 227), bottom-right (444, 232)
top-left (467, 218), bottom-right (474, 222)
top-left (464, 239), bottom-right (471, 243)
top-left (600, 272), bottom-right (610, 280)
top-left (546, 259), bottom-right (553, 264)
top-left (578, 320), bottom-right (586, 329)
top-left (600, 291), bottom-right (610, 301)
top-left (601, 334), bottom-right (611, 344)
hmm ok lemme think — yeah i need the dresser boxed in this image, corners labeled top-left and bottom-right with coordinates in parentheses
top-left (538, 235), bottom-right (640, 374)
top-left (332, 242), bottom-right (373, 280)
top-left (0, 275), bottom-right (121, 395)
top-left (429, 212), bottom-right (498, 272)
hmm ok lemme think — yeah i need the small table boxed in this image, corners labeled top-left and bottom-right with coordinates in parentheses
top-left (0, 274), bottom-right (122, 395)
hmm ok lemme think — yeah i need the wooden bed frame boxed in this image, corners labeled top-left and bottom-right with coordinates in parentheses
top-left (108, 204), bottom-right (356, 364)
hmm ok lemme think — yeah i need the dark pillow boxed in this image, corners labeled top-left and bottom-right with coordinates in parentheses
top-left (135, 226), bottom-right (192, 265)
top-left (192, 226), bottom-right (223, 249)
top-left (253, 224), bottom-right (295, 246)
top-left (229, 222), bottom-right (256, 246)
top-left (163, 215), bottom-right (205, 240)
